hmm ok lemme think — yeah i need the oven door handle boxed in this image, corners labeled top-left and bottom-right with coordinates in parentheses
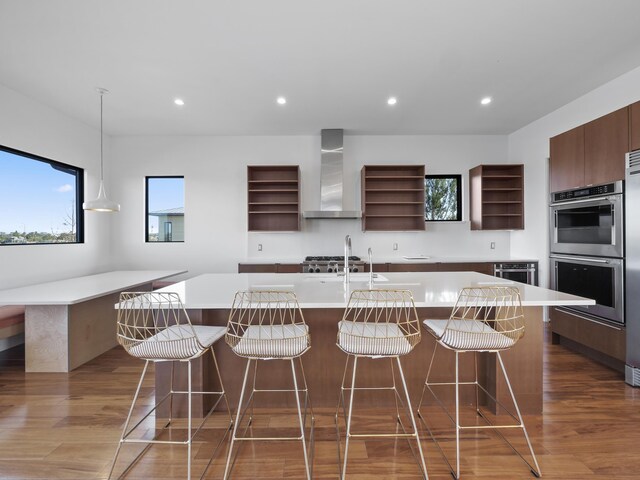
top-left (551, 195), bottom-right (620, 207)
top-left (550, 254), bottom-right (610, 264)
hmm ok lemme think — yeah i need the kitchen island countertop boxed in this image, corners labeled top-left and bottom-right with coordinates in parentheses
top-left (154, 271), bottom-right (592, 309)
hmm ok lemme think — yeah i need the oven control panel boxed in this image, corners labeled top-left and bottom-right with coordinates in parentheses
top-left (551, 181), bottom-right (622, 203)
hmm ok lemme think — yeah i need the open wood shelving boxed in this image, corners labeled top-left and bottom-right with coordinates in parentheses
top-left (361, 165), bottom-right (425, 231)
top-left (247, 165), bottom-right (300, 231)
top-left (470, 164), bottom-right (524, 230)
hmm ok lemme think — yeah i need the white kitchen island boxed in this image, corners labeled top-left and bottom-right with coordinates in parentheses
top-left (0, 270), bottom-right (186, 372)
top-left (153, 271), bottom-right (593, 416)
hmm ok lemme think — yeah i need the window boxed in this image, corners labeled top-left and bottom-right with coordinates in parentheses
top-left (145, 176), bottom-right (184, 242)
top-left (0, 145), bottom-right (84, 245)
top-left (424, 174), bottom-right (462, 221)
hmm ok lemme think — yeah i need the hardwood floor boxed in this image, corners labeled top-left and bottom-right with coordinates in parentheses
top-left (1, 327), bottom-right (640, 479)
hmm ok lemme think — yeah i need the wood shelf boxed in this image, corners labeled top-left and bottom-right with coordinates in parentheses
top-left (248, 211), bottom-right (297, 214)
top-left (361, 165), bottom-right (425, 231)
top-left (366, 214), bottom-right (423, 218)
top-left (247, 165), bottom-right (300, 232)
top-left (470, 164), bottom-right (524, 230)
top-left (366, 201), bottom-right (423, 205)
top-left (364, 175), bottom-right (424, 179)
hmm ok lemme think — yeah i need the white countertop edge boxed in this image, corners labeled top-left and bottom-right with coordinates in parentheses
top-left (0, 270), bottom-right (187, 306)
top-left (241, 257), bottom-right (539, 264)
top-left (168, 299), bottom-right (593, 310)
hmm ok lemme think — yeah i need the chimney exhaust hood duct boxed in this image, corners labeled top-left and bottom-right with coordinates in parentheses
top-left (303, 129), bottom-right (361, 219)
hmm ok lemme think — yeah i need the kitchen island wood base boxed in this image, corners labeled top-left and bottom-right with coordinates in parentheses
top-left (156, 306), bottom-right (542, 417)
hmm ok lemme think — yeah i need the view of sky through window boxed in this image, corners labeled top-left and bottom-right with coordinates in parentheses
top-left (0, 148), bottom-right (81, 244)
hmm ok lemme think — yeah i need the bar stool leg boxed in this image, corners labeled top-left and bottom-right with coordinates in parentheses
top-left (169, 361), bottom-right (175, 425)
top-left (107, 360), bottom-right (150, 480)
top-left (211, 347), bottom-right (233, 425)
top-left (297, 357), bottom-right (315, 455)
top-left (395, 357), bottom-right (429, 479)
top-left (390, 358), bottom-right (402, 422)
top-left (223, 359), bottom-right (252, 480)
top-left (187, 360), bottom-right (192, 480)
top-left (455, 351), bottom-right (461, 479)
top-left (291, 359), bottom-right (312, 480)
top-left (417, 342), bottom-right (439, 415)
top-left (497, 352), bottom-right (542, 477)
top-left (341, 356), bottom-right (358, 479)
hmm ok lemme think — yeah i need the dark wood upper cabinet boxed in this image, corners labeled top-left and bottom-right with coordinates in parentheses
top-left (469, 164), bottom-right (524, 230)
top-left (361, 165), bottom-right (425, 231)
top-left (247, 165), bottom-right (300, 232)
top-left (549, 125), bottom-right (585, 192)
top-left (549, 106), bottom-right (630, 193)
top-left (631, 101), bottom-right (640, 152)
top-left (584, 107), bottom-right (628, 186)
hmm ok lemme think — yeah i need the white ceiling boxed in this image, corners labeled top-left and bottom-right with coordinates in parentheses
top-left (2, 0), bottom-right (640, 136)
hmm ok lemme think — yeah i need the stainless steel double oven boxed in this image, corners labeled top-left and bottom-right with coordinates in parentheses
top-left (549, 181), bottom-right (624, 325)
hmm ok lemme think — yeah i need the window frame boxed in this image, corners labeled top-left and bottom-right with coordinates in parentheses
top-left (424, 174), bottom-right (463, 222)
top-left (145, 175), bottom-right (185, 243)
top-left (0, 144), bottom-right (84, 246)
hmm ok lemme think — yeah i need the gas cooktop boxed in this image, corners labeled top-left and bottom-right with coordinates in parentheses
top-left (304, 256), bottom-right (361, 263)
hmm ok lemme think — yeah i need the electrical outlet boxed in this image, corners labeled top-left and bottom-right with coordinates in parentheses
top-left (258, 244), bottom-right (263, 251)
top-left (393, 243), bottom-right (398, 251)
top-left (490, 242), bottom-right (495, 250)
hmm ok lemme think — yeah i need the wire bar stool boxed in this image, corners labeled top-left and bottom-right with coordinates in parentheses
top-left (223, 290), bottom-right (314, 480)
top-left (416, 286), bottom-right (541, 479)
top-left (335, 289), bottom-right (429, 479)
top-left (108, 291), bottom-right (232, 480)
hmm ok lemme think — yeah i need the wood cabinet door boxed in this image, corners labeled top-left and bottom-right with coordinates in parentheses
top-left (438, 262), bottom-right (493, 275)
top-left (387, 263), bottom-right (438, 272)
top-left (584, 107), bottom-right (629, 186)
top-left (549, 126), bottom-right (585, 192)
top-left (276, 264), bottom-right (302, 273)
top-left (237, 264), bottom-right (277, 273)
top-left (631, 101), bottom-right (640, 152)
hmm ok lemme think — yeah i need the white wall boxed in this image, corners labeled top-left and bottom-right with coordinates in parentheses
top-left (109, 134), bottom-right (511, 276)
top-left (0, 83), bottom-right (112, 290)
top-left (509, 64), bottom-right (640, 288)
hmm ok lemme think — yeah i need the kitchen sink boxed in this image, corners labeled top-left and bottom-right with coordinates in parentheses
top-left (304, 273), bottom-right (388, 283)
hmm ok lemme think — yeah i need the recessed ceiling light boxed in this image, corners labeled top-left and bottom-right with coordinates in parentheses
top-left (387, 97), bottom-right (397, 105)
top-left (174, 98), bottom-right (185, 106)
top-left (480, 97), bottom-right (492, 105)
top-left (277, 97), bottom-right (287, 105)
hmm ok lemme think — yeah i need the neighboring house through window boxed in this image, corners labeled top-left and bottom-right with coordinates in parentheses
top-left (145, 176), bottom-right (184, 242)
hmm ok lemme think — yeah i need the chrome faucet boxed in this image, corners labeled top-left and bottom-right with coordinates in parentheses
top-left (368, 247), bottom-right (373, 288)
top-left (344, 235), bottom-right (352, 284)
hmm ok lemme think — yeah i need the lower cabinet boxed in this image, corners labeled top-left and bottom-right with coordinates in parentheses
top-left (364, 263), bottom-right (390, 272)
top-left (550, 307), bottom-right (626, 367)
top-left (438, 262), bottom-right (493, 275)
top-left (238, 263), bottom-right (302, 273)
top-left (387, 263), bottom-right (438, 272)
top-left (240, 262), bottom-right (493, 275)
top-left (389, 262), bottom-right (493, 274)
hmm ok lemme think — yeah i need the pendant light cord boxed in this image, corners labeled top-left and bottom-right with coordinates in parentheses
top-left (100, 91), bottom-right (104, 182)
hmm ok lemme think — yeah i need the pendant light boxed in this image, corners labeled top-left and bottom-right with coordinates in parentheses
top-left (83, 87), bottom-right (120, 212)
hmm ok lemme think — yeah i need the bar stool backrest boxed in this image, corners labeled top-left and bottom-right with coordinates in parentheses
top-left (339, 289), bottom-right (422, 355)
top-left (441, 286), bottom-right (525, 351)
top-left (225, 290), bottom-right (310, 359)
top-left (117, 291), bottom-right (202, 360)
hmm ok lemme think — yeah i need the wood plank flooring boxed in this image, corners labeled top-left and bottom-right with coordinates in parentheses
top-left (1, 326), bottom-right (640, 479)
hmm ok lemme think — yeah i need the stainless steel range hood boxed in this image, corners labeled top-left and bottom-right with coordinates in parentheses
top-left (303, 129), bottom-right (361, 219)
